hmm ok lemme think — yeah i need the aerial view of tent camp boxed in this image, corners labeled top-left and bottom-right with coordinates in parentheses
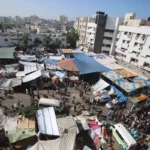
top-left (0, 47), bottom-right (150, 150)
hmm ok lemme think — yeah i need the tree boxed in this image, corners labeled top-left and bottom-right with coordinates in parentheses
top-left (34, 38), bottom-right (41, 46)
top-left (43, 36), bottom-right (52, 47)
top-left (66, 29), bottom-right (79, 48)
top-left (22, 35), bottom-right (29, 51)
top-left (22, 106), bottom-right (37, 118)
top-left (55, 39), bottom-right (61, 48)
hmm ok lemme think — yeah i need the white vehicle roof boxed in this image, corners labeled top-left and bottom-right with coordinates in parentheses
top-left (114, 123), bottom-right (137, 146)
top-left (39, 98), bottom-right (61, 107)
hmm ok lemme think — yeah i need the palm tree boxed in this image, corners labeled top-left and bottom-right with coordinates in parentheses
top-left (43, 36), bottom-right (52, 47)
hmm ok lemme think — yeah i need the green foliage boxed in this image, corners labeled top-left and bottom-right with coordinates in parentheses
top-left (43, 36), bottom-right (52, 46)
top-left (66, 29), bottom-right (79, 48)
top-left (55, 39), bottom-right (61, 48)
top-left (22, 35), bottom-right (29, 50)
top-left (0, 23), bottom-right (13, 31)
top-left (34, 38), bottom-right (41, 46)
top-left (22, 106), bottom-right (37, 118)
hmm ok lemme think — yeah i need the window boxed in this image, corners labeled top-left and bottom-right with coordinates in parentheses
top-left (62, 38), bottom-right (65, 41)
top-left (30, 39), bottom-right (32, 41)
top-left (4, 39), bottom-right (8, 42)
top-left (124, 32), bottom-right (128, 35)
top-left (122, 40), bottom-right (125, 43)
top-left (134, 42), bottom-right (138, 47)
top-left (20, 39), bottom-right (22, 41)
top-left (127, 41), bottom-right (130, 44)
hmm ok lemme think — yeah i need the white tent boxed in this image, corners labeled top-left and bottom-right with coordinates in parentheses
top-left (16, 71), bottom-right (25, 77)
top-left (49, 56), bottom-right (63, 61)
top-left (28, 133), bottom-right (76, 150)
top-left (36, 107), bottom-right (60, 136)
top-left (92, 79), bottom-right (109, 94)
top-left (19, 61), bottom-right (37, 74)
top-left (23, 70), bottom-right (41, 83)
top-left (20, 55), bottom-right (36, 61)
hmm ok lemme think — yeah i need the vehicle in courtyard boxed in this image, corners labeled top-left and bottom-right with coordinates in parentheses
top-left (110, 123), bottom-right (137, 150)
top-left (38, 98), bottom-right (64, 112)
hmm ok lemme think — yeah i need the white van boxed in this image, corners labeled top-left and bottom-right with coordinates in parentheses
top-left (110, 123), bottom-right (137, 150)
top-left (38, 98), bottom-right (64, 112)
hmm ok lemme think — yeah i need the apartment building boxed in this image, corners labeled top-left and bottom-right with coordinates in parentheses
top-left (75, 12), bottom-right (123, 54)
top-left (58, 15), bottom-right (68, 24)
top-left (0, 34), bottom-right (67, 48)
top-left (115, 14), bottom-right (150, 71)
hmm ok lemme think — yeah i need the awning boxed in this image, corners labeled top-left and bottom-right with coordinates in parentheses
top-left (115, 69), bottom-right (137, 78)
top-left (92, 79), bottom-right (109, 94)
top-left (102, 71), bottom-right (124, 81)
top-left (36, 107), bottom-right (60, 136)
top-left (23, 70), bottom-right (41, 83)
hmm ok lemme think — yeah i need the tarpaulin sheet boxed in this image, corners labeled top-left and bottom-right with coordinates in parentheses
top-left (23, 70), bottom-right (41, 83)
top-left (92, 79), bottom-right (109, 94)
top-left (132, 77), bottom-right (150, 87)
top-left (54, 71), bottom-right (66, 79)
top-left (115, 69), bottom-right (137, 78)
top-left (27, 133), bottom-right (76, 150)
top-left (111, 86), bottom-right (127, 102)
top-left (16, 71), bottom-right (25, 77)
top-left (49, 56), bottom-right (63, 61)
top-left (73, 53), bottom-right (110, 74)
top-left (114, 79), bottom-right (141, 93)
top-left (44, 58), bottom-right (58, 65)
top-left (19, 61), bottom-right (37, 74)
top-left (20, 55), bottom-right (36, 61)
top-left (102, 71), bottom-right (124, 81)
top-left (36, 107), bottom-right (60, 136)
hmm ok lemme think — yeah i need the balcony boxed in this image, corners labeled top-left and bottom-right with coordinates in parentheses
top-left (87, 28), bottom-right (95, 34)
top-left (103, 39), bottom-right (112, 45)
top-left (116, 48), bottom-right (127, 55)
top-left (101, 46), bottom-right (110, 52)
top-left (134, 34), bottom-right (146, 44)
top-left (122, 33), bottom-right (132, 41)
top-left (104, 32), bottom-right (113, 38)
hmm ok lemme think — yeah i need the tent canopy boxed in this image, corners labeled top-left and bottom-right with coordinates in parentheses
top-left (132, 77), bottom-right (150, 87)
top-left (23, 70), bottom-right (41, 83)
top-left (36, 107), bottom-right (60, 136)
top-left (73, 53), bottom-right (110, 74)
top-left (102, 71), bottom-right (124, 81)
top-left (114, 79), bottom-right (141, 93)
top-left (92, 79), bottom-right (109, 94)
top-left (20, 55), bottom-right (36, 61)
top-left (8, 129), bottom-right (36, 143)
top-left (115, 69), bottom-right (137, 78)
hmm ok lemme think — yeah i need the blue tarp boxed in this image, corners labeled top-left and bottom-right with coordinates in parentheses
top-left (73, 53), bottom-right (111, 74)
top-left (111, 86), bottom-right (127, 103)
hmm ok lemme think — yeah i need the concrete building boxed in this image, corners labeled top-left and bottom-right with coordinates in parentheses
top-left (61, 25), bottom-right (67, 33)
top-left (75, 12), bottom-right (123, 54)
top-left (30, 15), bottom-right (40, 25)
top-left (37, 26), bottom-right (48, 33)
top-left (58, 15), bottom-right (68, 24)
top-left (0, 34), bottom-right (67, 48)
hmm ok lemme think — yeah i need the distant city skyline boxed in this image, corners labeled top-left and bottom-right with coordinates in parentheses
top-left (0, 0), bottom-right (150, 20)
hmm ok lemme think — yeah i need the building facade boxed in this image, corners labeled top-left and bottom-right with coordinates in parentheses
top-left (75, 12), bottom-right (123, 54)
top-left (58, 15), bottom-right (68, 24)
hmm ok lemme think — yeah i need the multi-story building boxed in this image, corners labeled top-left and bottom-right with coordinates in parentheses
top-left (58, 15), bottom-right (68, 24)
top-left (0, 34), bottom-right (67, 48)
top-left (75, 12), bottom-right (123, 54)
top-left (30, 15), bottom-right (40, 25)
top-left (115, 14), bottom-right (150, 70)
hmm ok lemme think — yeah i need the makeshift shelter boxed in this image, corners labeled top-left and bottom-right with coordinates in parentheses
top-left (5, 64), bottom-right (19, 72)
top-left (129, 94), bottom-right (148, 104)
top-left (73, 53), bottom-right (110, 74)
top-left (44, 58), bottom-right (58, 65)
top-left (36, 107), bottom-right (60, 136)
top-left (19, 61), bottom-right (37, 74)
top-left (49, 56), bottom-right (63, 61)
top-left (23, 70), bottom-right (41, 83)
top-left (41, 70), bottom-right (50, 78)
top-left (16, 71), bottom-right (25, 77)
top-left (58, 59), bottom-right (78, 72)
top-left (8, 129), bottom-right (36, 143)
top-left (102, 71), bottom-right (124, 81)
top-left (132, 77), bottom-right (150, 88)
top-left (114, 79), bottom-right (141, 93)
top-left (92, 79), bottom-right (109, 94)
top-left (115, 69), bottom-right (137, 78)
top-left (27, 133), bottom-right (76, 150)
